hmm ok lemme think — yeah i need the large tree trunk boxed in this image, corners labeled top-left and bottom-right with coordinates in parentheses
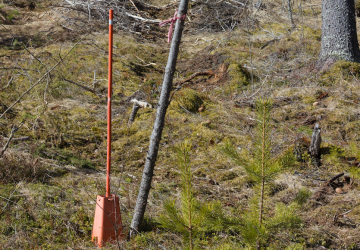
top-left (319, 0), bottom-right (360, 65)
top-left (129, 0), bottom-right (189, 237)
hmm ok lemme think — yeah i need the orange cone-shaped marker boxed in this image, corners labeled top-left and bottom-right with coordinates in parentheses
top-left (91, 9), bottom-right (124, 247)
top-left (92, 195), bottom-right (123, 247)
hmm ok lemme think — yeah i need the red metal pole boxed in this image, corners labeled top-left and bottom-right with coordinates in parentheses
top-left (106, 9), bottom-right (113, 198)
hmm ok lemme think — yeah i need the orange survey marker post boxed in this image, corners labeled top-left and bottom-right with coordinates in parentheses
top-left (92, 9), bottom-right (124, 247)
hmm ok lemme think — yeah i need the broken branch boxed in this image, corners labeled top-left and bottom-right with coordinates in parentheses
top-left (63, 78), bottom-right (99, 96)
top-left (0, 124), bottom-right (23, 157)
top-left (175, 70), bottom-right (214, 86)
top-left (325, 172), bottom-right (345, 186)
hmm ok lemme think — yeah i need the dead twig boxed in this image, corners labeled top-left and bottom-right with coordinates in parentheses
top-left (175, 71), bottom-right (214, 86)
top-left (0, 123), bottom-right (23, 157)
top-left (2, 76), bottom-right (13, 90)
top-left (325, 172), bottom-right (344, 186)
top-left (0, 136), bottom-right (30, 142)
top-left (63, 78), bottom-right (99, 97)
top-left (260, 38), bottom-right (280, 49)
top-left (129, 0), bottom-right (140, 12)
top-left (0, 67), bottom-right (40, 73)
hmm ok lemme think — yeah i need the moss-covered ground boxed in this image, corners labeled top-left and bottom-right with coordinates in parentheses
top-left (1, 0), bottom-right (360, 249)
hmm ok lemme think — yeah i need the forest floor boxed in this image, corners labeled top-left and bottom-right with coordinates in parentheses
top-left (1, 0), bottom-right (360, 249)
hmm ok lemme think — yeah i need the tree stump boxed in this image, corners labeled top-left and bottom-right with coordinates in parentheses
top-left (309, 123), bottom-right (321, 166)
top-left (128, 103), bottom-right (140, 125)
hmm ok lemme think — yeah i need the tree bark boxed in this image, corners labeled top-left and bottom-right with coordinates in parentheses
top-left (130, 0), bottom-right (190, 236)
top-left (319, 0), bottom-right (360, 64)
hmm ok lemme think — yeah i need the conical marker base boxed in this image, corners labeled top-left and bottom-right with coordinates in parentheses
top-left (92, 195), bottom-right (124, 247)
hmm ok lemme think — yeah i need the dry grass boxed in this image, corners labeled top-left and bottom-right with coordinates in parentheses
top-left (0, 0), bottom-right (360, 249)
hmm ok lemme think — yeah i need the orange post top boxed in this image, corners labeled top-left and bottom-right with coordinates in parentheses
top-left (106, 9), bottom-right (113, 198)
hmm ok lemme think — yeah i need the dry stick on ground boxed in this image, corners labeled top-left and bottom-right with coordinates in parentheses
top-left (0, 136), bottom-right (30, 142)
top-left (2, 76), bottom-right (13, 90)
top-left (311, 172), bottom-right (345, 201)
top-left (63, 78), bottom-right (99, 96)
top-left (174, 70), bottom-right (214, 85)
top-left (22, 44), bottom-right (52, 105)
top-left (129, 0), bottom-right (140, 12)
top-left (324, 172), bottom-right (345, 186)
top-left (260, 38), bottom-right (280, 49)
top-left (0, 67), bottom-right (40, 72)
top-left (0, 123), bottom-right (23, 157)
top-left (0, 39), bottom-right (84, 120)
top-left (130, 0), bottom-right (190, 237)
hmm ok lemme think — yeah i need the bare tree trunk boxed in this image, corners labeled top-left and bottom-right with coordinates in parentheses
top-left (319, 0), bottom-right (360, 64)
top-left (130, 0), bottom-right (190, 236)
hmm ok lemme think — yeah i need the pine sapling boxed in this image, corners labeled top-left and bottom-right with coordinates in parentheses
top-left (158, 141), bottom-right (209, 250)
top-left (221, 98), bottom-right (303, 248)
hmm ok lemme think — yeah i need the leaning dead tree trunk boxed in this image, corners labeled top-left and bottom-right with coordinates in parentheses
top-left (130, 0), bottom-right (190, 237)
top-left (309, 123), bottom-right (321, 166)
top-left (319, 0), bottom-right (360, 66)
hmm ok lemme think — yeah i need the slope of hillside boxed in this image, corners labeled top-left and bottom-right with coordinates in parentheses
top-left (1, 0), bottom-right (360, 249)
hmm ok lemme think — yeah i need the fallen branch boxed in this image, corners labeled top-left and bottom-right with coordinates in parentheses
top-left (63, 78), bottom-right (99, 96)
top-left (175, 70), bottom-right (214, 86)
top-left (0, 136), bottom-right (30, 142)
top-left (260, 38), bottom-right (280, 49)
top-left (324, 172), bottom-right (344, 186)
top-left (2, 76), bottom-right (13, 90)
top-left (0, 67), bottom-right (40, 72)
top-left (130, 99), bottom-right (152, 108)
top-left (137, 0), bottom-right (176, 9)
top-left (134, 55), bottom-right (156, 66)
top-left (129, 0), bottom-right (140, 12)
top-left (123, 12), bottom-right (161, 23)
top-left (0, 38), bottom-right (83, 120)
top-left (0, 124), bottom-right (23, 157)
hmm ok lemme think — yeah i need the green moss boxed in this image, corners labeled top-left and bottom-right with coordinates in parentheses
top-left (227, 63), bottom-right (251, 87)
top-left (302, 26), bottom-right (321, 41)
top-left (175, 88), bottom-right (204, 112)
top-left (229, 175), bottom-right (255, 187)
top-left (218, 171), bottom-right (238, 181)
top-left (6, 10), bottom-right (20, 21)
top-left (320, 61), bottom-right (360, 85)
